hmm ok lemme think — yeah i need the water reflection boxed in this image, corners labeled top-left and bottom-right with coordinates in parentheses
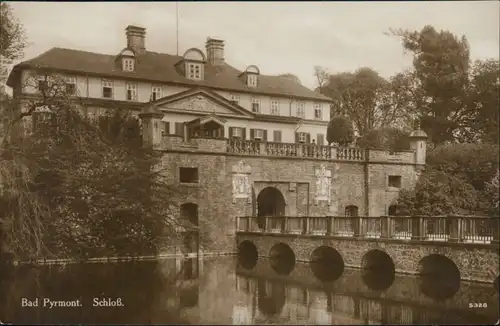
top-left (0, 257), bottom-right (498, 325)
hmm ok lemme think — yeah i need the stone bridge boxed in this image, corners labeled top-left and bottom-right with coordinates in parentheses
top-left (235, 215), bottom-right (500, 283)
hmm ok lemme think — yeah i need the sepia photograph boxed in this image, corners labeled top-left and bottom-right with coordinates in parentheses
top-left (0, 1), bottom-right (499, 325)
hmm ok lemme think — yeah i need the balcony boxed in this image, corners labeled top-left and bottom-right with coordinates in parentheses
top-left (160, 136), bottom-right (416, 163)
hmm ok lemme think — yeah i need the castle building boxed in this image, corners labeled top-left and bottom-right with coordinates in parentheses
top-left (6, 25), bottom-right (427, 255)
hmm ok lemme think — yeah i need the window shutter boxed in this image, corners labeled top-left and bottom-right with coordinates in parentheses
top-left (263, 130), bottom-right (268, 141)
top-left (250, 129), bottom-right (255, 140)
top-left (229, 127), bottom-right (234, 139)
top-left (295, 132), bottom-right (299, 143)
top-left (317, 133), bottom-right (324, 146)
top-left (175, 122), bottom-right (184, 136)
top-left (241, 127), bottom-right (246, 140)
top-left (162, 121), bottom-right (170, 135)
top-left (306, 133), bottom-right (311, 143)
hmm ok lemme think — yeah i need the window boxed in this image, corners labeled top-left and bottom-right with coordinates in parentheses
top-left (179, 168), bottom-right (199, 183)
top-left (162, 121), bottom-right (170, 135)
top-left (232, 127), bottom-right (243, 138)
top-left (152, 85), bottom-right (162, 101)
top-left (296, 102), bottom-right (305, 118)
top-left (65, 76), bottom-right (76, 95)
top-left (37, 76), bottom-right (48, 93)
top-left (317, 133), bottom-right (324, 146)
top-left (298, 132), bottom-right (307, 143)
top-left (270, 100), bottom-right (280, 115)
top-left (102, 79), bottom-right (113, 98)
top-left (230, 94), bottom-right (240, 104)
top-left (273, 130), bottom-right (282, 142)
top-left (314, 103), bottom-right (322, 120)
top-left (126, 82), bottom-right (138, 101)
top-left (388, 175), bottom-right (402, 188)
top-left (123, 58), bottom-right (134, 72)
top-left (251, 98), bottom-right (260, 113)
top-left (247, 74), bottom-right (257, 87)
top-left (187, 63), bottom-right (202, 80)
top-left (254, 129), bottom-right (264, 140)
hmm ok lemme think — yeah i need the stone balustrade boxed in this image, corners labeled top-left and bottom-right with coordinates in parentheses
top-left (236, 215), bottom-right (500, 245)
top-left (161, 136), bottom-right (417, 163)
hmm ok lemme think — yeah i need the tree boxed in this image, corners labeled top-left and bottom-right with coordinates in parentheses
top-left (0, 3), bottom-right (28, 85)
top-left (313, 66), bottom-right (329, 89)
top-left (357, 127), bottom-right (410, 151)
top-left (326, 116), bottom-right (354, 146)
top-left (318, 67), bottom-right (388, 136)
top-left (391, 25), bottom-right (472, 145)
top-left (467, 59), bottom-right (500, 144)
top-left (278, 73), bottom-right (302, 85)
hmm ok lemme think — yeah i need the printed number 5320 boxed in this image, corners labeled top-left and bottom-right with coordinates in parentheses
top-left (469, 302), bottom-right (487, 308)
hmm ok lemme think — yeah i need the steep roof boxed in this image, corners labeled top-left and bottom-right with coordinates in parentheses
top-left (8, 47), bottom-right (332, 101)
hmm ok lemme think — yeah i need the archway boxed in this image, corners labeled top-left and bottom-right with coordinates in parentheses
top-left (257, 187), bottom-right (286, 229)
top-left (180, 203), bottom-right (199, 253)
top-left (361, 249), bottom-right (395, 291)
top-left (309, 246), bottom-right (344, 282)
top-left (237, 241), bottom-right (258, 270)
top-left (418, 254), bottom-right (460, 300)
top-left (345, 205), bottom-right (359, 217)
top-left (269, 243), bottom-right (295, 275)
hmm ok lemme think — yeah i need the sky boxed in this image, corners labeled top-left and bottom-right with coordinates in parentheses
top-left (8, 1), bottom-right (500, 90)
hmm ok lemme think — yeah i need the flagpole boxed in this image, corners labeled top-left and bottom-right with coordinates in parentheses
top-left (176, 1), bottom-right (179, 55)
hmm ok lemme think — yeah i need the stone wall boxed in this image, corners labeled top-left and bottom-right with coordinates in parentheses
top-left (236, 233), bottom-right (500, 283)
top-left (161, 148), bottom-right (420, 254)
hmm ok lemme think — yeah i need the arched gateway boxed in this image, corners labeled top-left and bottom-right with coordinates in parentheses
top-left (256, 187), bottom-right (286, 230)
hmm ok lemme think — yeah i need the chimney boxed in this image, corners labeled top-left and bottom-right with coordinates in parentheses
top-left (126, 25), bottom-right (146, 55)
top-left (205, 37), bottom-right (225, 65)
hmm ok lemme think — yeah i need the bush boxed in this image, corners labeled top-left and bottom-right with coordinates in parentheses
top-left (326, 116), bottom-right (354, 146)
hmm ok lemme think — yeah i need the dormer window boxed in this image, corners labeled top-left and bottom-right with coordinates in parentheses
top-left (123, 58), bottom-right (134, 71)
top-left (247, 74), bottom-right (257, 87)
top-left (183, 48), bottom-right (206, 81)
top-left (188, 63), bottom-right (202, 80)
top-left (244, 65), bottom-right (260, 88)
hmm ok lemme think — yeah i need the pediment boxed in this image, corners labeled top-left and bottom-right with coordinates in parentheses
top-left (155, 89), bottom-right (253, 117)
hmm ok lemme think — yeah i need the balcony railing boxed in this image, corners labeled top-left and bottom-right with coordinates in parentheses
top-left (162, 136), bottom-right (415, 162)
top-left (236, 215), bottom-right (500, 244)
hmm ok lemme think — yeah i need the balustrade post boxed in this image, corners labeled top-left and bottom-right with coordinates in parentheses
top-left (492, 217), bottom-right (500, 245)
top-left (302, 217), bottom-right (310, 235)
top-left (330, 146), bottom-right (337, 160)
top-left (354, 217), bottom-right (361, 237)
top-left (236, 216), bottom-right (240, 232)
top-left (381, 216), bottom-right (391, 238)
top-left (447, 215), bottom-right (461, 242)
top-left (411, 216), bottom-right (423, 240)
top-left (281, 217), bottom-right (288, 233)
top-left (327, 216), bottom-right (334, 236)
top-left (297, 144), bottom-right (303, 157)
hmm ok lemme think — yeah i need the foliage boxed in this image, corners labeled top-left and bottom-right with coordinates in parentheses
top-left (326, 116), bottom-right (354, 146)
top-left (278, 73), bottom-right (302, 85)
top-left (0, 3), bottom-right (28, 85)
top-left (356, 127), bottom-right (410, 151)
top-left (396, 143), bottom-right (499, 216)
top-left (396, 168), bottom-right (482, 216)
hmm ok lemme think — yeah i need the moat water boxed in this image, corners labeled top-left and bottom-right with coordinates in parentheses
top-left (0, 256), bottom-right (498, 325)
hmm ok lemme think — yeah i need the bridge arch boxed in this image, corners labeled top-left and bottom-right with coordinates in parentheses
top-left (309, 246), bottom-right (344, 282)
top-left (418, 254), bottom-right (461, 300)
top-left (269, 243), bottom-right (295, 275)
top-left (257, 280), bottom-right (286, 317)
top-left (237, 240), bottom-right (258, 270)
top-left (361, 249), bottom-right (395, 291)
